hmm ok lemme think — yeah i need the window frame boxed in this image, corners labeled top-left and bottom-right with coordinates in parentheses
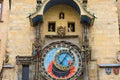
top-left (59, 12), bottom-right (65, 19)
top-left (68, 22), bottom-right (75, 32)
top-left (0, 1), bottom-right (3, 21)
top-left (22, 65), bottom-right (29, 80)
top-left (37, 0), bottom-right (42, 4)
top-left (48, 22), bottom-right (56, 32)
top-left (9, 0), bottom-right (11, 10)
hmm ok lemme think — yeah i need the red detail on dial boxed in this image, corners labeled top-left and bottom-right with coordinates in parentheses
top-left (47, 61), bottom-right (76, 79)
top-left (68, 60), bottom-right (72, 65)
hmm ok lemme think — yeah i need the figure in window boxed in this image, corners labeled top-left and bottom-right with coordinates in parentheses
top-left (48, 23), bottom-right (55, 32)
top-left (59, 12), bottom-right (64, 19)
top-left (49, 25), bottom-right (53, 32)
top-left (68, 24), bottom-right (74, 32)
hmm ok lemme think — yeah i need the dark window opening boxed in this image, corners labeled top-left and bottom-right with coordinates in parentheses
top-left (68, 22), bottom-right (75, 32)
top-left (9, 0), bottom-right (11, 10)
top-left (0, 2), bottom-right (2, 20)
top-left (59, 12), bottom-right (64, 19)
top-left (36, 0), bottom-right (42, 10)
top-left (82, 0), bottom-right (87, 4)
top-left (48, 22), bottom-right (56, 32)
top-left (37, 0), bottom-right (42, 4)
top-left (22, 65), bottom-right (29, 80)
top-left (82, 0), bottom-right (87, 7)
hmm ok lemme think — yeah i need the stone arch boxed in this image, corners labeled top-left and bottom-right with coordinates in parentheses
top-left (41, 0), bottom-right (81, 15)
top-left (29, 0), bottom-right (95, 26)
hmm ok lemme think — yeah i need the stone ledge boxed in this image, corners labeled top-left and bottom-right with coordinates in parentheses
top-left (98, 64), bottom-right (120, 67)
top-left (3, 64), bottom-right (14, 68)
top-left (45, 35), bottom-right (79, 38)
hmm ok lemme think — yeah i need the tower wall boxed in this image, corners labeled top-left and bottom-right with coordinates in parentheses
top-left (0, 0), bottom-right (120, 80)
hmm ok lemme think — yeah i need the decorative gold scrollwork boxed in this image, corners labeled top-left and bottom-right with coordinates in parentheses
top-left (57, 26), bottom-right (66, 37)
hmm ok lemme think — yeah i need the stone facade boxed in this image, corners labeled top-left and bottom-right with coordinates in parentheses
top-left (0, 0), bottom-right (120, 80)
top-left (0, 0), bottom-right (9, 73)
top-left (117, 0), bottom-right (120, 42)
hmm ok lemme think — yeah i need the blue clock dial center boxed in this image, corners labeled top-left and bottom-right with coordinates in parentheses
top-left (54, 49), bottom-right (75, 71)
top-left (57, 52), bottom-right (73, 67)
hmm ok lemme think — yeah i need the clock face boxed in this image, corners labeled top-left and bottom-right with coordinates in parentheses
top-left (40, 41), bottom-right (83, 80)
top-left (56, 50), bottom-right (73, 67)
top-left (54, 49), bottom-right (75, 71)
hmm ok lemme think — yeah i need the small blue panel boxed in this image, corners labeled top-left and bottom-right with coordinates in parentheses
top-left (32, 15), bottom-right (43, 26)
top-left (81, 15), bottom-right (91, 25)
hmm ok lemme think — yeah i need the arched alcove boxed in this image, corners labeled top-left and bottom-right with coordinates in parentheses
top-left (43, 0), bottom-right (81, 15)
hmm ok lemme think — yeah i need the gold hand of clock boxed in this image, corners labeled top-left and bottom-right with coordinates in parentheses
top-left (60, 54), bottom-right (68, 65)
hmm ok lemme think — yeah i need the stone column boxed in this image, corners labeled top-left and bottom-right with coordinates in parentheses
top-left (36, 23), bottom-right (40, 43)
top-left (82, 24), bottom-right (89, 48)
top-left (34, 22), bottom-right (41, 80)
top-left (82, 23), bottom-right (89, 80)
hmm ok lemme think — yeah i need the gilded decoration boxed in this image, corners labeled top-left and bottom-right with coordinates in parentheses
top-left (57, 26), bottom-right (66, 37)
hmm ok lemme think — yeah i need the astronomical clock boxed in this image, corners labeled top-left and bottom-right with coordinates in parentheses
top-left (40, 41), bottom-right (83, 80)
top-left (23, 0), bottom-right (94, 80)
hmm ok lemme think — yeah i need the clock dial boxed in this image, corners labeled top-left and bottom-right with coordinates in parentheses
top-left (54, 49), bottom-right (75, 71)
top-left (57, 52), bottom-right (73, 67)
top-left (40, 41), bottom-right (83, 80)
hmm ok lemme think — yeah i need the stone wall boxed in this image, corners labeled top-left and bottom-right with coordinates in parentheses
top-left (7, 0), bottom-right (36, 63)
top-left (117, 0), bottom-right (120, 26)
top-left (2, 0), bottom-right (36, 80)
top-left (88, 0), bottom-right (119, 80)
top-left (0, 0), bottom-right (9, 72)
top-left (0, 0), bottom-right (120, 80)
top-left (117, 0), bottom-right (120, 46)
top-left (88, 0), bottom-right (119, 63)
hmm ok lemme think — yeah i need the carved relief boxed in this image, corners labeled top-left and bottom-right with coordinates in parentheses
top-left (57, 26), bottom-right (66, 37)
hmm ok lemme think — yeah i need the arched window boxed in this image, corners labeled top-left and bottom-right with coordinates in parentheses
top-left (59, 12), bottom-right (64, 19)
